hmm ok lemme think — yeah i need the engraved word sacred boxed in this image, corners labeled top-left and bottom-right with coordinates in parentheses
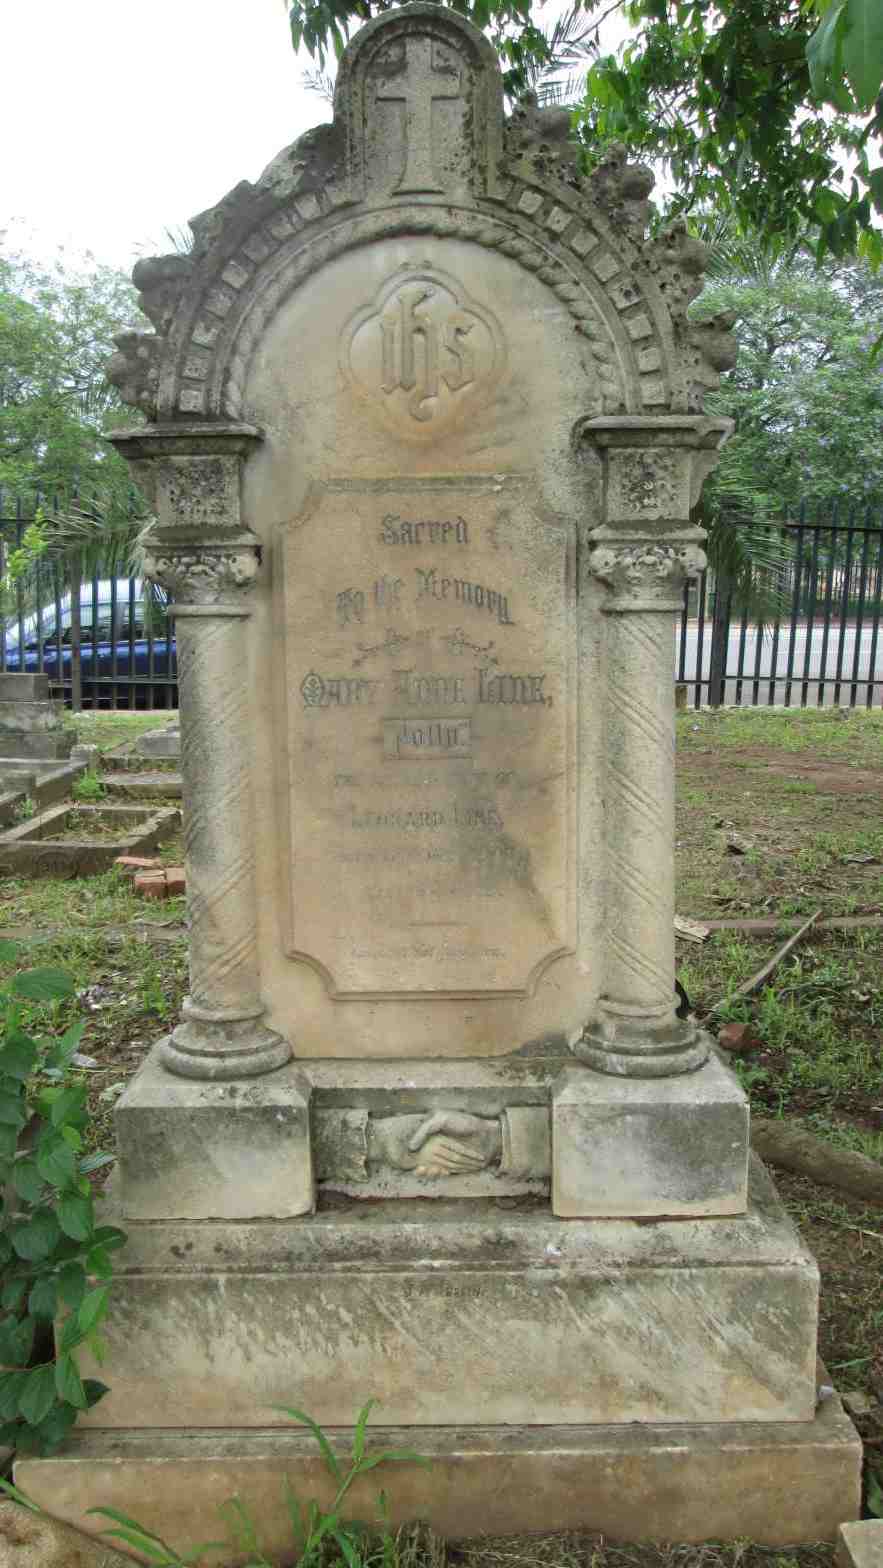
top-left (342, 265), bottom-right (504, 435)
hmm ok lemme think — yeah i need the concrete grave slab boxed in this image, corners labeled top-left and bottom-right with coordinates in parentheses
top-left (0, 802), bottom-right (179, 876)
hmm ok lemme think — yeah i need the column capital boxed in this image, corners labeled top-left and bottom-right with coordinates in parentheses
top-left (589, 531), bottom-right (707, 611)
top-left (574, 414), bottom-right (733, 525)
top-left (108, 422), bottom-right (266, 613)
top-left (143, 537), bottom-right (262, 611)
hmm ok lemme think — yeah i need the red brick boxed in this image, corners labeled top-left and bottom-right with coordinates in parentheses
top-left (116, 855), bottom-right (163, 876)
top-left (134, 872), bottom-right (169, 900)
top-left (165, 868), bottom-right (186, 897)
top-left (717, 1021), bottom-right (762, 1055)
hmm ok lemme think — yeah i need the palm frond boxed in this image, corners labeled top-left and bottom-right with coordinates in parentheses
top-left (301, 66), bottom-right (336, 104)
top-left (524, 6), bottom-right (599, 103)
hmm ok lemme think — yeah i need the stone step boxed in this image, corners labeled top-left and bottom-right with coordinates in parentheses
top-left (81, 1156), bottom-right (818, 1430)
top-left (101, 771), bottom-right (182, 799)
top-left (17, 1389), bottom-right (862, 1551)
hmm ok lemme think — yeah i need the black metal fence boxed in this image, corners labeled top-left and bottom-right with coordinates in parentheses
top-left (678, 503), bottom-right (883, 709)
top-left (3, 497), bottom-right (882, 712)
top-left (0, 497), bottom-right (178, 711)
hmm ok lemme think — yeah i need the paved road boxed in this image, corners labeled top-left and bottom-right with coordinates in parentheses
top-left (674, 622), bottom-right (883, 707)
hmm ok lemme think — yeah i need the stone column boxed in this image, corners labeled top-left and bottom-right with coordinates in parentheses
top-left (110, 425), bottom-right (291, 1082)
top-left (553, 415), bottom-right (750, 1218)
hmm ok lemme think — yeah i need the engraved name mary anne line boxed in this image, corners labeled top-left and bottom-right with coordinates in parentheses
top-left (300, 668), bottom-right (550, 708)
top-left (342, 266), bottom-right (504, 433)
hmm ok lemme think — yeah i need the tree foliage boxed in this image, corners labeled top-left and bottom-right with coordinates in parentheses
top-left (691, 233), bottom-right (883, 521)
top-left (0, 248), bottom-right (143, 513)
top-left (287, 0), bottom-right (883, 261)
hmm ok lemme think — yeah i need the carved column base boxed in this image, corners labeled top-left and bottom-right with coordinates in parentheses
top-left (160, 998), bottom-right (292, 1082)
top-left (571, 999), bottom-right (709, 1079)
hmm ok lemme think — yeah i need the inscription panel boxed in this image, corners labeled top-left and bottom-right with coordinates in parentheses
top-left (281, 475), bottom-right (575, 996)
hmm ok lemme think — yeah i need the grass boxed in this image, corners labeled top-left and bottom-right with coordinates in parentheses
top-left (70, 709), bottom-right (176, 754)
top-left (677, 706), bottom-right (883, 762)
top-left (672, 703), bottom-right (883, 1430)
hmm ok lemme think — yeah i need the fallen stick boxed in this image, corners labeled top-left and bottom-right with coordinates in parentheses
top-left (697, 914), bottom-right (883, 934)
top-left (752, 1118), bottom-right (883, 1207)
top-left (709, 908), bottom-right (821, 1013)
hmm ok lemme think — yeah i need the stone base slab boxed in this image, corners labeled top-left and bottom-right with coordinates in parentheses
top-left (553, 1051), bottom-right (749, 1217)
top-left (81, 1159), bottom-right (817, 1429)
top-left (17, 1393), bottom-right (862, 1561)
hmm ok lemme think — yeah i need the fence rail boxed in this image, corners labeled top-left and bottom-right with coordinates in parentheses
top-left (2, 498), bottom-right (882, 712)
top-left (680, 506), bottom-right (883, 710)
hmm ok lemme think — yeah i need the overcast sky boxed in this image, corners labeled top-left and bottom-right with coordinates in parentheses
top-left (2, 0), bottom-right (331, 272)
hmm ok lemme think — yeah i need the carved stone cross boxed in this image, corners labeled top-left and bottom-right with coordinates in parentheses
top-left (375, 34), bottom-right (462, 193)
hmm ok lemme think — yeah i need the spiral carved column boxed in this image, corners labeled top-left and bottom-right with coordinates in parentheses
top-left (572, 415), bottom-right (732, 1078)
top-left (110, 423), bottom-right (292, 1082)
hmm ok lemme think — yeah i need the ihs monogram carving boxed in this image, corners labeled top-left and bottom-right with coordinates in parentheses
top-left (342, 264), bottom-right (504, 436)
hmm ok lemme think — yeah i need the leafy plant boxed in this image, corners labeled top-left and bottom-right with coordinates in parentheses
top-left (71, 772), bottom-right (106, 804)
top-left (11, 796), bottom-right (36, 825)
top-left (0, 940), bottom-right (125, 1456)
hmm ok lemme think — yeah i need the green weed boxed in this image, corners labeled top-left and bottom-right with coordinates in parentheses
top-left (71, 772), bottom-right (106, 804)
top-left (11, 796), bottom-right (36, 825)
top-left (2, 1401), bottom-right (428, 1568)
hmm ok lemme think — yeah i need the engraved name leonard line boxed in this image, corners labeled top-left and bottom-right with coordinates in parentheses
top-left (337, 566), bottom-right (513, 628)
top-left (299, 667), bottom-right (551, 708)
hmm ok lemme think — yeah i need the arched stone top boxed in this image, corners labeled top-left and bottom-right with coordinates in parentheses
top-left (107, 2), bottom-right (735, 427)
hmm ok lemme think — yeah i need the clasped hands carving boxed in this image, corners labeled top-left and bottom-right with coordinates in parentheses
top-left (371, 1110), bottom-right (502, 1178)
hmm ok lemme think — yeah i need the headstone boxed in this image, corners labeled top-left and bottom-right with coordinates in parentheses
top-left (135, 718), bottom-right (180, 760)
top-left (15, 1), bottom-right (860, 1547)
top-left (0, 671), bottom-right (74, 759)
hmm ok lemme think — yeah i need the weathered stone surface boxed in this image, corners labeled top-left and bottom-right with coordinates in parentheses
top-left (0, 673), bottom-right (50, 701)
top-left (115, 1047), bottom-right (314, 1219)
top-left (18, 1391), bottom-right (862, 1556)
top-left (0, 1502), bottom-right (131, 1568)
top-left (0, 681), bottom-right (74, 761)
top-left (135, 722), bottom-right (180, 760)
top-left (836, 1521), bottom-right (883, 1568)
top-left (552, 1050), bottom-right (749, 1217)
top-left (80, 1158), bottom-right (816, 1428)
top-left (103, 771), bottom-right (182, 800)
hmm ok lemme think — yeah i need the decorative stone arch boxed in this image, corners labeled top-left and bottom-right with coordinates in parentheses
top-left (109, 2), bottom-right (733, 429)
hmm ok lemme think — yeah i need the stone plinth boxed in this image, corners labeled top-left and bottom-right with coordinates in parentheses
top-left (0, 672), bottom-right (74, 760)
top-left (78, 1160), bottom-right (817, 1430)
top-left (115, 1051), bottom-right (314, 1220)
top-left (553, 1051), bottom-right (749, 1217)
top-left (18, 1393), bottom-right (862, 1557)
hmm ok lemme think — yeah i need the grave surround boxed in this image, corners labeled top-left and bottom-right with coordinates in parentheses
top-left (17, 2), bottom-right (861, 1546)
